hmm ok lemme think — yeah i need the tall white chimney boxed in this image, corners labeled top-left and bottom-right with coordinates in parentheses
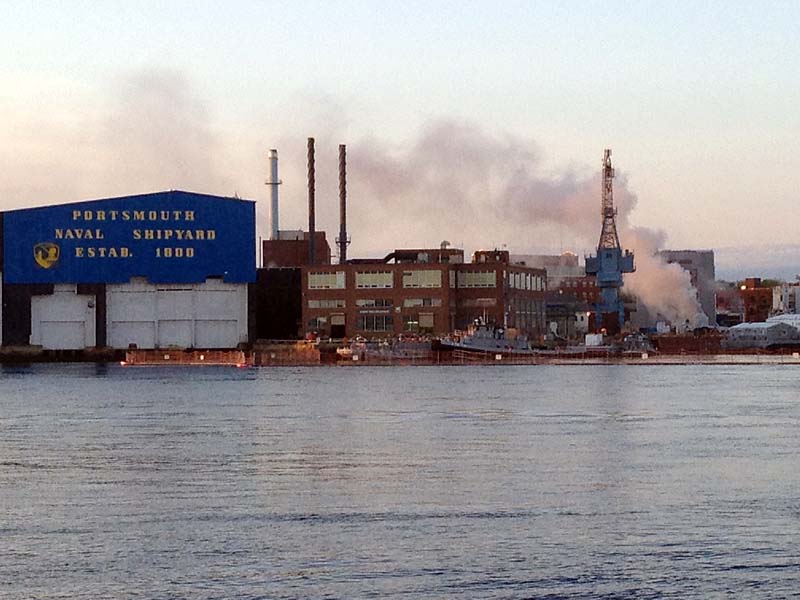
top-left (266, 149), bottom-right (280, 240)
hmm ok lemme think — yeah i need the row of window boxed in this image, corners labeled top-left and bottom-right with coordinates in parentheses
top-left (357, 314), bottom-right (393, 331)
top-left (404, 298), bottom-right (442, 307)
top-left (308, 298), bottom-right (444, 309)
top-left (507, 271), bottom-right (545, 291)
top-left (402, 270), bottom-right (442, 288)
top-left (356, 313), bottom-right (436, 332)
top-left (458, 271), bottom-right (497, 288)
top-left (356, 271), bottom-right (393, 288)
top-left (308, 272), bottom-right (346, 290)
top-left (310, 271), bottom-right (555, 292)
top-left (356, 298), bottom-right (393, 308)
top-left (308, 270), bottom-right (512, 290)
top-left (560, 279), bottom-right (595, 289)
top-left (309, 313), bottom-right (437, 333)
top-left (308, 299), bottom-right (346, 309)
top-left (309, 270), bottom-right (444, 290)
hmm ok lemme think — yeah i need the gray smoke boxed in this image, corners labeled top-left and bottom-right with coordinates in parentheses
top-left (2, 72), bottom-right (708, 327)
top-left (307, 118), bottom-right (705, 327)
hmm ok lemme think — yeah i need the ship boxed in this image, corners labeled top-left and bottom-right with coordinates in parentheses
top-left (435, 318), bottom-right (536, 356)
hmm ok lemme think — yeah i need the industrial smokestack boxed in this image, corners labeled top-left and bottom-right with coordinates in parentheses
top-left (307, 137), bottom-right (316, 265)
top-left (338, 144), bottom-right (348, 264)
top-left (266, 149), bottom-right (280, 240)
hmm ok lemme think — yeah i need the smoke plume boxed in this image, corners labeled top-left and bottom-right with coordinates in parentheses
top-left (299, 118), bottom-right (707, 327)
top-left (623, 228), bottom-right (710, 328)
top-left (2, 71), bottom-right (708, 327)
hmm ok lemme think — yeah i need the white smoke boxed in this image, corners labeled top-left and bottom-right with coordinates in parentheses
top-left (322, 119), bottom-right (707, 327)
top-left (622, 228), bottom-right (710, 328)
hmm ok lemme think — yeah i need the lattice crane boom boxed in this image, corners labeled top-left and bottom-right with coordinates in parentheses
top-left (598, 149), bottom-right (621, 250)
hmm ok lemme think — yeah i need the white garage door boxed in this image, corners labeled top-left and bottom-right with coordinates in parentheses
top-left (31, 286), bottom-right (96, 349)
top-left (107, 278), bottom-right (247, 349)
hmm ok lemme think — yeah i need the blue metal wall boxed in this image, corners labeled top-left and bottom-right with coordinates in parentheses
top-left (3, 191), bottom-right (256, 284)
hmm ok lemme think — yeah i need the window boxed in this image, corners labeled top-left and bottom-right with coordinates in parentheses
top-left (308, 271), bottom-right (345, 289)
top-left (458, 270), bottom-right (496, 288)
top-left (356, 271), bottom-right (393, 289)
top-left (403, 270), bottom-right (442, 288)
top-left (403, 315), bottom-right (419, 332)
top-left (460, 298), bottom-right (497, 308)
top-left (308, 316), bottom-right (327, 328)
top-left (356, 298), bottom-right (393, 308)
top-left (357, 314), bottom-right (393, 331)
top-left (418, 313), bottom-right (434, 330)
top-left (308, 299), bottom-right (346, 309)
top-left (403, 298), bottom-right (442, 307)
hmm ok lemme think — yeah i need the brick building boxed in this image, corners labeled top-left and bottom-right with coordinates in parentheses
top-left (553, 275), bottom-right (600, 306)
top-left (740, 278), bottom-right (772, 323)
top-left (262, 230), bottom-right (331, 268)
top-left (301, 248), bottom-right (546, 339)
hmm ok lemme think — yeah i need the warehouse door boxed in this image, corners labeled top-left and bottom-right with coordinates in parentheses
top-left (107, 282), bottom-right (157, 349)
top-left (107, 279), bottom-right (248, 349)
top-left (30, 286), bottom-right (96, 349)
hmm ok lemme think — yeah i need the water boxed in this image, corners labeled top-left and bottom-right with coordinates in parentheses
top-left (1, 364), bottom-right (799, 598)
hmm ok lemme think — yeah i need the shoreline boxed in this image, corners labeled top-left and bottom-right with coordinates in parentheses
top-left (1, 347), bottom-right (799, 367)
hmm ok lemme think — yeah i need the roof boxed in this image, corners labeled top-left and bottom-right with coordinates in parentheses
top-left (4, 190), bottom-right (254, 214)
top-left (730, 322), bottom-right (789, 330)
top-left (767, 314), bottom-right (800, 323)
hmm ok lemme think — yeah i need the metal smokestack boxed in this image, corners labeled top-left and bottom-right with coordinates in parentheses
top-left (307, 137), bottom-right (316, 265)
top-left (338, 144), bottom-right (348, 264)
top-left (266, 149), bottom-right (280, 240)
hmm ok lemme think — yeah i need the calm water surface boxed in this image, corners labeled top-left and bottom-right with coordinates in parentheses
top-left (1, 364), bottom-right (799, 598)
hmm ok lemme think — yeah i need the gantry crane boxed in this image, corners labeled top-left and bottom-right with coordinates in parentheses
top-left (584, 149), bottom-right (635, 333)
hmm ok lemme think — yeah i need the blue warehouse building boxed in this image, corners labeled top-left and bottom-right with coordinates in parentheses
top-left (1, 191), bottom-right (256, 350)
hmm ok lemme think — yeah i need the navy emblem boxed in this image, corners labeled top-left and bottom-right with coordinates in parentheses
top-left (34, 243), bottom-right (60, 269)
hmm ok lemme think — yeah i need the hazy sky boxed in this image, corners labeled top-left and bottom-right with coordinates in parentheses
top-left (2, 1), bottom-right (798, 276)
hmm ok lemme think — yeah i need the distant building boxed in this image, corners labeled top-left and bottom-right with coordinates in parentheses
top-left (766, 313), bottom-right (800, 331)
top-left (724, 321), bottom-right (800, 349)
top-left (740, 278), bottom-right (772, 323)
top-left (511, 252), bottom-right (584, 288)
top-left (510, 254), bottom-right (598, 340)
top-left (715, 281), bottom-right (744, 327)
top-left (553, 275), bottom-right (600, 307)
top-left (772, 282), bottom-right (800, 315)
top-left (543, 290), bottom-right (591, 341)
top-left (658, 250), bottom-right (716, 325)
top-left (301, 247), bottom-right (547, 339)
top-left (262, 230), bottom-right (331, 268)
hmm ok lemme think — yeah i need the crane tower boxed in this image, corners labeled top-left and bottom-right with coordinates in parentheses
top-left (584, 149), bottom-right (635, 333)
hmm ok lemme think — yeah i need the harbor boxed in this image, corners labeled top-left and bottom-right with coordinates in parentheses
top-left (3, 362), bottom-right (799, 598)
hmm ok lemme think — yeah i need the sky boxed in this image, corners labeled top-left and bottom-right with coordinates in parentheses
top-left (2, 1), bottom-right (799, 279)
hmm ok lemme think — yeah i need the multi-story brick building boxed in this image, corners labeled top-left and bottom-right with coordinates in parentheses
top-left (553, 275), bottom-right (600, 306)
top-left (740, 278), bottom-right (772, 323)
top-left (301, 248), bottom-right (546, 340)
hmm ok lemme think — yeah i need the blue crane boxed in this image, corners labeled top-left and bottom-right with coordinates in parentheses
top-left (584, 149), bottom-right (635, 333)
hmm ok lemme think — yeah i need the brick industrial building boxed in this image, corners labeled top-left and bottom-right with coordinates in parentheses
top-left (301, 248), bottom-right (546, 339)
top-left (740, 277), bottom-right (773, 323)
